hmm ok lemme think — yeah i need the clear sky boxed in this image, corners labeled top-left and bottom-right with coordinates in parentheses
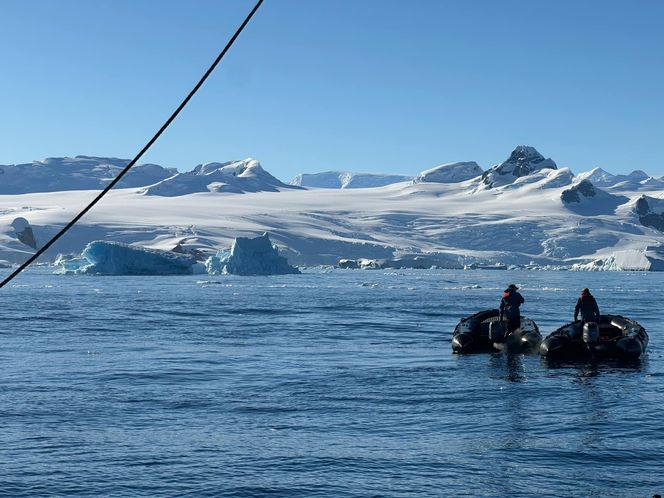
top-left (1, 0), bottom-right (662, 180)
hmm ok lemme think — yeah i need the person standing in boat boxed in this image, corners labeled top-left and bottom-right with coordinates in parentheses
top-left (574, 287), bottom-right (600, 323)
top-left (499, 284), bottom-right (524, 332)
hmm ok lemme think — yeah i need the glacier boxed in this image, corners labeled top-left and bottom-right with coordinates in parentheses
top-left (205, 233), bottom-right (300, 276)
top-left (4, 144), bottom-right (664, 271)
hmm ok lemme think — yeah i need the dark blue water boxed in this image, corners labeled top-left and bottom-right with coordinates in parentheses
top-left (0, 269), bottom-right (662, 497)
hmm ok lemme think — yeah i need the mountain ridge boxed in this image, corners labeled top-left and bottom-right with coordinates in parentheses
top-left (3, 146), bottom-right (663, 196)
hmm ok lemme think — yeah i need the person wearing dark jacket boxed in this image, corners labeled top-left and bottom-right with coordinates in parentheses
top-left (574, 288), bottom-right (600, 323)
top-left (500, 284), bottom-right (525, 332)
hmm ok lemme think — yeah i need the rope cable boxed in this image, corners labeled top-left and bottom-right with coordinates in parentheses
top-left (0, 0), bottom-right (265, 289)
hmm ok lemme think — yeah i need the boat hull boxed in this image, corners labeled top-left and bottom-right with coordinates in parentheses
top-left (540, 315), bottom-right (648, 360)
top-left (452, 309), bottom-right (541, 354)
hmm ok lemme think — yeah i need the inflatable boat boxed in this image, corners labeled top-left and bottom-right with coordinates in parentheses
top-left (452, 309), bottom-right (541, 354)
top-left (540, 315), bottom-right (648, 360)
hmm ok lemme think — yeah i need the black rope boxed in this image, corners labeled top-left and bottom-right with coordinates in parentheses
top-left (0, 0), bottom-right (265, 289)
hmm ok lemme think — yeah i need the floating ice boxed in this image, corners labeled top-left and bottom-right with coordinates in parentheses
top-left (205, 233), bottom-right (300, 276)
top-left (57, 241), bottom-right (205, 275)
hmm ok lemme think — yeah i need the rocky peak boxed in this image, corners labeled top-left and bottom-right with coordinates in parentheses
top-left (476, 145), bottom-right (557, 190)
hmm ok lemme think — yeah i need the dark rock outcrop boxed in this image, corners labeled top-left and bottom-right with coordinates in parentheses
top-left (636, 196), bottom-right (664, 232)
top-left (11, 217), bottom-right (38, 249)
top-left (561, 180), bottom-right (596, 203)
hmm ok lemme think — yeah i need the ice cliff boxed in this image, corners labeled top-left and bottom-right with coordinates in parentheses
top-left (571, 247), bottom-right (664, 271)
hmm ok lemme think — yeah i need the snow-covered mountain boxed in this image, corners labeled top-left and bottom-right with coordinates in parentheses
top-left (474, 145), bottom-right (557, 191)
top-left (0, 156), bottom-right (176, 194)
top-left (575, 167), bottom-right (617, 187)
top-left (575, 167), bottom-right (664, 190)
top-left (290, 171), bottom-right (412, 189)
top-left (2, 145), bottom-right (664, 270)
top-left (140, 159), bottom-right (299, 196)
top-left (413, 161), bottom-right (482, 183)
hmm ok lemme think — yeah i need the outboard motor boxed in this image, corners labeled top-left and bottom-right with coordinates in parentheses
top-left (489, 320), bottom-right (507, 343)
top-left (582, 322), bottom-right (600, 346)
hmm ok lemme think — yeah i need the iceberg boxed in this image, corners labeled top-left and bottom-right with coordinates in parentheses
top-left (205, 233), bottom-right (300, 276)
top-left (53, 253), bottom-right (89, 274)
top-left (570, 256), bottom-right (622, 272)
top-left (57, 241), bottom-right (205, 275)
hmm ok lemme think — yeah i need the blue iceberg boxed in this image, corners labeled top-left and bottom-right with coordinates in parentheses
top-left (58, 241), bottom-right (205, 275)
top-left (205, 233), bottom-right (300, 276)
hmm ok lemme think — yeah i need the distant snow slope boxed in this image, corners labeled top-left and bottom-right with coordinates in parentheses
top-left (2, 145), bottom-right (664, 270)
top-left (290, 171), bottom-right (411, 189)
top-left (414, 161), bottom-right (482, 183)
top-left (560, 180), bottom-right (630, 216)
top-left (576, 168), bottom-right (664, 190)
top-left (141, 158), bottom-right (299, 196)
top-left (0, 156), bottom-right (176, 194)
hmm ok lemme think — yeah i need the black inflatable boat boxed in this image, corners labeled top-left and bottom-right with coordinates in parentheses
top-left (452, 309), bottom-right (541, 354)
top-left (540, 315), bottom-right (648, 360)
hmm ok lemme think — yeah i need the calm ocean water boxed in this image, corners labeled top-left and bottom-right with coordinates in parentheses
top-left (0, 268), bottom-right (661, 497)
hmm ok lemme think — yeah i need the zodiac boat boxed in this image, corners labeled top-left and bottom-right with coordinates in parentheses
top-left (452, 309), bottom-right (541, 354)
top-left (540, 315), bottom-right (648, 360)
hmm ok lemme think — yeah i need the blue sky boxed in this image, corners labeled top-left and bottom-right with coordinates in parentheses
top-left (1, 0), bottom-right (662, 179)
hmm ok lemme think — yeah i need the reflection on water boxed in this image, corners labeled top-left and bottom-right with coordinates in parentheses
top-left (489, 352), bottom-right (527, 383)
